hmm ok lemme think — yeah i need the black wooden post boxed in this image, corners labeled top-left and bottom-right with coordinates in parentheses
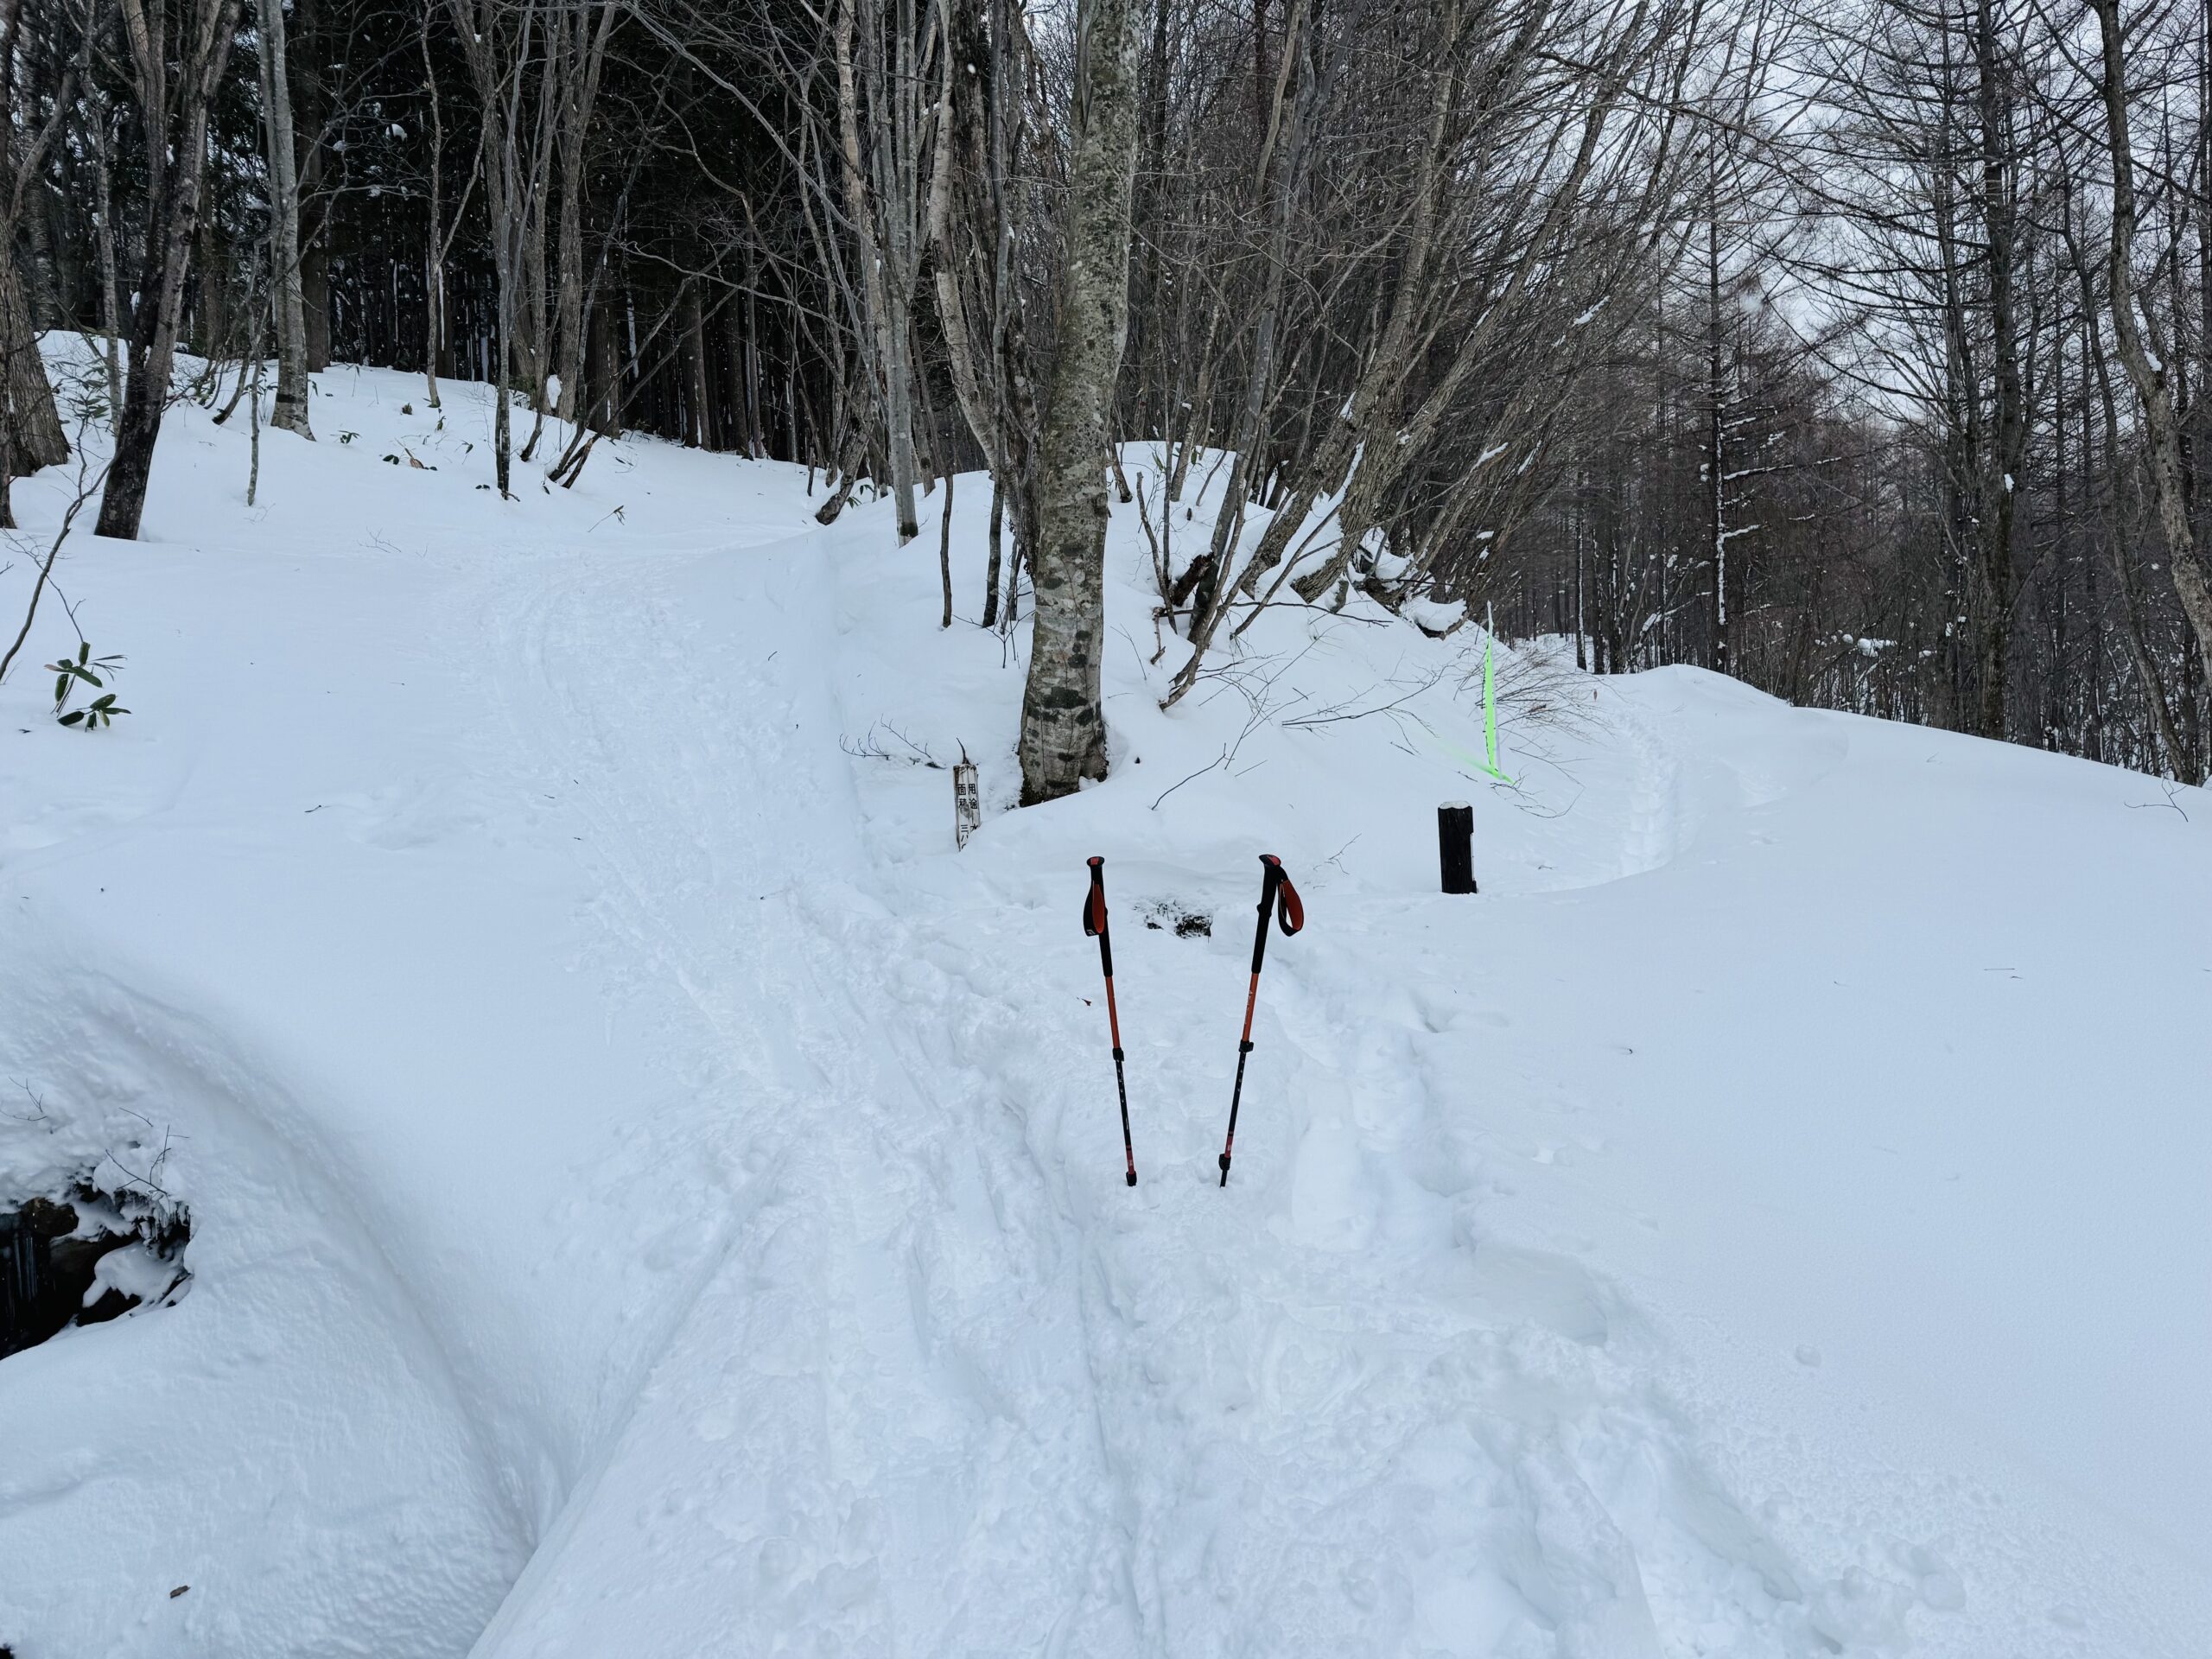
top-left (1438, 802), bottom-right (1477, 894)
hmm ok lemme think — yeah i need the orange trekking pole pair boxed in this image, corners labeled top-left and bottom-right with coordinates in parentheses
top-left (1081, 854), bottom-right (1305, 1190)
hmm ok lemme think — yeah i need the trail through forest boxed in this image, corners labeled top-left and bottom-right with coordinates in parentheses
top-left (1, 363), bottom-right (2205, 1658)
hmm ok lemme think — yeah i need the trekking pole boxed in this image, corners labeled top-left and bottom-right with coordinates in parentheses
top-left (1217, 853), bottom-right (1304, 1188)
top-left (1083, 856), bottom-right (1139, 1186)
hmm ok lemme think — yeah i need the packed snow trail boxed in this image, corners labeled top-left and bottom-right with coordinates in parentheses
top-left (462, 528), bottom-right (1746, 1659)
top-left (2, 359), bottom-right (2206, 1657)
top-left (467, 533), bottom-right (1130, 1655)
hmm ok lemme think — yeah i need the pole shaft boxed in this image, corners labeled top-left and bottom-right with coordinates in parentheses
top-left (1219, 1042), bottom-right (1253, 1186)
top-left (1113, 1048), bottom-right (1135, 1184)
top-left (1089, 860), bottom-right (1138, 1185)
top-left (1104, 972), bottom-right (1135, 1183)
top-left (1219, 861), bottom-right (1282, 1187)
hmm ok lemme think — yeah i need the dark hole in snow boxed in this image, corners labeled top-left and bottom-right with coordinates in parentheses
top-left (1141, 901), bottom-right (1212, 938)
top-left (1, 1174), bottom-right (191, 1359)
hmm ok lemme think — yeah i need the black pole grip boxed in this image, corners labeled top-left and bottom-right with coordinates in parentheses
top-left (1249, 858), bottom-right (1279, 973)
top-left (1250, 854), bottom-right (1302, 969)
top-left (1084, 856), bottom-right (1114, 976)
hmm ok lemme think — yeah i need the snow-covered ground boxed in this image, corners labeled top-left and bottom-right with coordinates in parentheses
top-left (2, 352), bottom-right (2206, 1657)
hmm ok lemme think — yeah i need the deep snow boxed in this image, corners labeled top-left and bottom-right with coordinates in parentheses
top-left (1, 349), bottom-right (2206, 1657)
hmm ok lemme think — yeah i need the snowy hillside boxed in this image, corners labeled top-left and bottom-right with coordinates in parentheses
top-left (2, 356), bottom-right (2207, 1658)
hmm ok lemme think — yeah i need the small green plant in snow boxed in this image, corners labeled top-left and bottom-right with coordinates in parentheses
top-left (46, 642), bottom-right (130, 732)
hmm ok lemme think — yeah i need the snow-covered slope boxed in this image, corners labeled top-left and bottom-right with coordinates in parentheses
top-left (2, 355), bottom-right (2205, 1657)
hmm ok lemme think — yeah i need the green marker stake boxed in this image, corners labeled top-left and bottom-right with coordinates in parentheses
top-left (1481, 608), bottom-right (1512, 784)
top-left (1425, 620), bottom-right (1514, 784)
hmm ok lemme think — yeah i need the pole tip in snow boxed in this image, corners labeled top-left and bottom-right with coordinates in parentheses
top-left (1126, 1170), bottom-right (1137, 1186)
top-left (1217, 1154), bottom-right (1231, 1187)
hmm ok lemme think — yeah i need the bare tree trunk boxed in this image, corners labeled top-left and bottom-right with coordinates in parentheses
top-left (1, 256), bottom-right (66, 473)
top-left (294, 0), bottom-right (330, 371)
top-left (515, 19), bottom-right (561, 462)
top-left (2065, 176), bottom-right (2189, 773)
top-left (551, 2), bottom-right (613, 425)
top-left (95, 0), bottom-right (246, 540)
top-left (247, 296), bottom-right (266, 505)
top-left (254, 0), bottom-right (313, 438)
top-left (421, 0), bottom-right (446, 408)
top-left (683, 282), bottom-right (709, 446)
top-left (1016, 0), bottom-right (1143, 804)
top-left (448, 0), bottom-right (537, 496)
top-left (578, 286), bottom-right (621, 436)
top-left (1968, 0), bottom-right (2023, 742)
top-left (1706, 187), bottom-right (1727, 675)
top-left (982, 471), bottom-right (1004, 626)
top-left (925, 4), bottom-right (997, 479)
top-left (91, 126), bottom-right (124, 432)
top-left (938, 468), bottom-right (956, 626)
top-left (2091, 0), bottom-right (2212, 693)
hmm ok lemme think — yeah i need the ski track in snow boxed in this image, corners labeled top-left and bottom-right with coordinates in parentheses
top-left (466, 541), bottom-right (1128, 1655)
top-left (1604, 688), bottom-right (1685, 884)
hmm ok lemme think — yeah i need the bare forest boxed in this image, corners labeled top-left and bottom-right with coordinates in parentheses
top-left (7, 0), bottom-right (2212, 794)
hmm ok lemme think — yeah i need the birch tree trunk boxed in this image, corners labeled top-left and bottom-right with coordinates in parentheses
top-left (1015, 0), bottom-right (1142, 804)
top-left (255, 0), bottom-right (313, 437)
